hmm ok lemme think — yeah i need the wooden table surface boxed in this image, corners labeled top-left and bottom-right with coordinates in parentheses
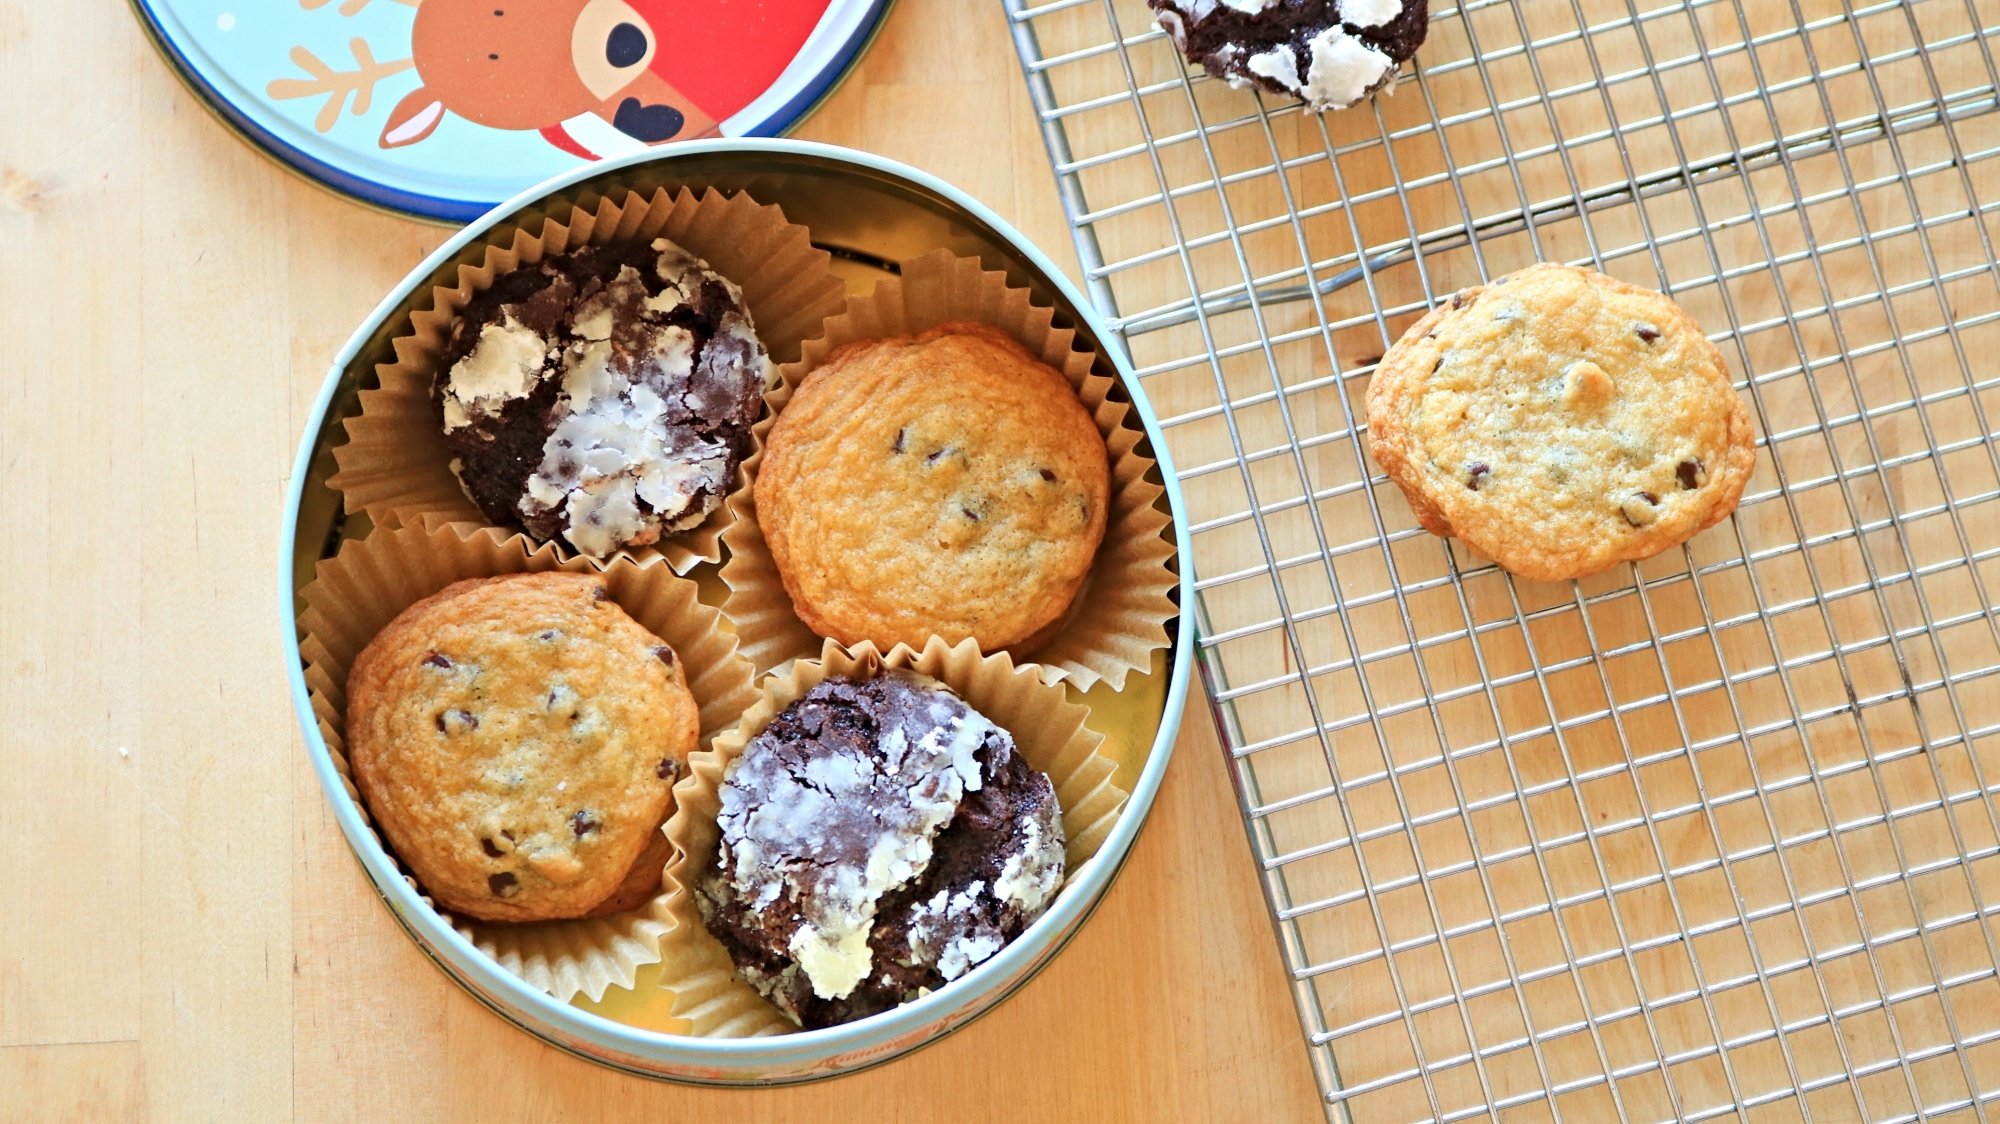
top-left (0, 2), bottom-right (1328, 1120)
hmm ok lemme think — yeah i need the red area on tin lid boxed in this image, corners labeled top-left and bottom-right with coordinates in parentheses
top-left (635, 0), bottom-right (833, 121)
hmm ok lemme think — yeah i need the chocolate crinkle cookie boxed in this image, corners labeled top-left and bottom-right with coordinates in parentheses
top-left (698, 672), bottom-right (1066, 1029)
top-left (1149, 0), bottom-right (1429, 112)
top-left (435, 238), bottom-right (768, 559)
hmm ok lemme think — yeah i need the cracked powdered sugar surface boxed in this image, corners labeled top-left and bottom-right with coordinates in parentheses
top-left (713, 672), bottom-right (1000, 1000)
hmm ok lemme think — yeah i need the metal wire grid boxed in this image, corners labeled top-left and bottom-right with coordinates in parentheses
top-left (1004, 0), bottom-right (2000, 1119)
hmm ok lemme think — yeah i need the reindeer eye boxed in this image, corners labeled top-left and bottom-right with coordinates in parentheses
top-left (572, 0), bottom-right (653, 98)
top-left (606, 23), bottom-right (647, 68)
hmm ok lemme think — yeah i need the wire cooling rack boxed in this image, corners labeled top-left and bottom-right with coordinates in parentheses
top-left (1004, 0), bottom-right (2000, 1119)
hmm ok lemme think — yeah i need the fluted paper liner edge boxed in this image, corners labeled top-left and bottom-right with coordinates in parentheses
top-left (327, 187), bottom-right (848, 574)
top-left (296, 520), bottom-right (759, 1003)
top-left (720, 249), bottom-right (1179, 690)
top-left (650, 636), bottom-right (1129, 1037)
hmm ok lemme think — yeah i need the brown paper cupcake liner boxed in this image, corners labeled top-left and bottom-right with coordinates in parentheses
top-left (327, 187), bottom-right (848, 574)
top-left (640, 636), bottom-right (1130, 1037)
top-left (295, 520), bottom-right (759, 1003)
top-left (720, 249), bottom-right (1179, 690)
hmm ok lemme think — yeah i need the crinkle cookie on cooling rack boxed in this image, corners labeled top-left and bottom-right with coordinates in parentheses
top-left (1148, 0), bottom-right (1430, 112)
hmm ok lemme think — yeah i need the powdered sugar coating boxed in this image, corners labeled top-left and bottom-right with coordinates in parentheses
top-left (1302, 25), bottom-right (1395, 109)
top-left (441, 317), bottom-right (551, 432)
top-left (1148, 0), bottom-right (1426, 112)
top-left (698, 672), bottom-right (1066, 1028)
top-left (712, 674), bottom-right (998, 1000)
top-left (905, 880), bottom-right (1006, 983)
top-left (1339, 0), bottom-right (1402, 28)
top-left (436, 238), bottom-right (768, 558)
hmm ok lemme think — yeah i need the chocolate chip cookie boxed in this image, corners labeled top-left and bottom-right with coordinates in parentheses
top-left (437, 238), bottom-right (768, 559)
top-left (346, 572), bottom-right (699, 923)
top-left (1367, 263), bottom-right (1756, 581)
top-left (1149, 0), bottom-right (1429, 112)
top-left (697, 672), bottom-right (1065, 1028)
top-left (755, 323), bottom-right (1110, 655)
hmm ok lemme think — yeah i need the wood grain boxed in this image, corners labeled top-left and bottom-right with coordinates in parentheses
top-left (0, 2), bottom-right (1322, 1121)
top-left (0, 1042), bottom-right (147, 1124)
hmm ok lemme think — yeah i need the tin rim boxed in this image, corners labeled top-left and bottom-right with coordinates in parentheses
top-left (127, 0), bottom-right (898, 225)
top-left (359, 823), bottom-right (1129, 1085)
top-left (279, 138), bottom-right (1195, 1076)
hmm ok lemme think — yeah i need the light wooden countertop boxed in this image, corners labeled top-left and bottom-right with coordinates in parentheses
top-left (0, 2), bottom-right (1325, 1120)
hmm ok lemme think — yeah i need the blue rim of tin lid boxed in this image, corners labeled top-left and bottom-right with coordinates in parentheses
top-left (127, 0), bottom-right (896, 224)
top-left (280, 139), bottom-right (1196, 1078)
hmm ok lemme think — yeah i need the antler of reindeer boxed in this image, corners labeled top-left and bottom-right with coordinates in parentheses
top-left (298, 0), bottom-right (419, 15)
top-left (266, 39), bottom-right (415, 133)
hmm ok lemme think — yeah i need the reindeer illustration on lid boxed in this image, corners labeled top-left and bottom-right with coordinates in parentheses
top-left (268, 0), bottom-right (831, 159)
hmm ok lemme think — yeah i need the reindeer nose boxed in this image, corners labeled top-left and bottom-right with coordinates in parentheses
top-left (605, 23), bottom-right (648, 68)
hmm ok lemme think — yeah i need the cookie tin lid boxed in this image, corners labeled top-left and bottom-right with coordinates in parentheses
top-left (129, 0), bottom-right (893, 223)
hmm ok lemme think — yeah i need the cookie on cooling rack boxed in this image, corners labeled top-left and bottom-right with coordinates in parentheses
top-left (346, 572), bottom-right (699, 923)
top-left (1148, 0), bottom-right (1429, 112)
top-left (1366, 263), bottom-right (1756, 582)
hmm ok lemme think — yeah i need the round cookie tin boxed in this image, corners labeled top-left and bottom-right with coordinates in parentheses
top-left (130, 0), bottom-right (893, 223)
top-left (280, 140), bottom-right (1193, 1083)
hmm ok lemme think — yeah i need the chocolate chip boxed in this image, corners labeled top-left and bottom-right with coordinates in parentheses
top-left (488, 872), bottom-right (519, 898)
top-left (1466, 463), bottom-right (1491, 490)
top-left (1620, 492), bottom-right (1661, 527)
top-left (1037, 468), bottom-right (1056, 483)
top-left (1636, 324), bottom-right (1661, 343)
top-left (480, 837), bottom-right (504, 858)
top-left (893, 428), bottom-right (907, 454)
top-left (572, 811), bottom-right (599, 837)
top-left (656, 758), bottom-right (678, 780)
top-left (423, 652), bottom-right (452, 669)
top-left (654, 645), bottom-right (676, 667)
top-left (501, 829), bottom-right (516, 842)
top-left (1677, 459), bottom-right (1705, 490)
top-left (1433, 356), bottom-right (1445, 373)
top-left (536, 629), bottom-right (560, 642)
top-left (1450, 292), bottom-right (1466, 310)
top-left (925, 447), bottom-right (954, 465)
top-left (963, 507), bottom-right (981, 522)
top-left (436, 709), bottom-right (478, 733)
